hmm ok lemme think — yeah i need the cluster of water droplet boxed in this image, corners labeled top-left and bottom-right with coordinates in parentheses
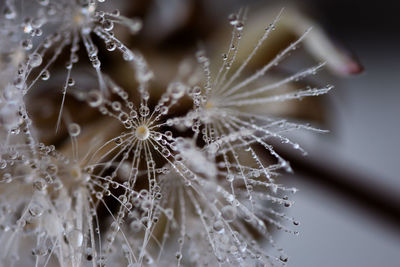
top-left (0, 3), bottom-right (335, 266)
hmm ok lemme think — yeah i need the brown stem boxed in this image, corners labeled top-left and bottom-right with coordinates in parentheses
top-left (276, 147), bottom-right (400, 234)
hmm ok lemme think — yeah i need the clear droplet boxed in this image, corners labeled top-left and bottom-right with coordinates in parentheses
top-left (68, 123), bottom-right (81, 137)
top-left (87, 90), bottom-right (103, 107)
top-left (221, 205), bottom-right (237, 222)
top-left (29, 53), bottom-right (43, 68)
top-left (4, 6), bottom-right (16, 19)
top-left (21, 39), bottom-right (33, 50)
top-left (40, 70), bottom-right (50, 80)
top-left (213, 220), bottom-right (225, 234)
top-left (68, 229), bottom-right (83, 247)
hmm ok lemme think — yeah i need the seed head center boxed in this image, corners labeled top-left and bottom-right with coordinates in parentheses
top-left (135, 125), bottom-right (150, 140)
top-left (73, 12), bottom-right (85, 26)
top-left (73, 5), bottom-right (94, 27)
top-left (205, 101), bottom-right (214, 109)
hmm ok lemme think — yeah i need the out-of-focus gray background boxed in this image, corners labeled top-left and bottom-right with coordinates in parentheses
top-left (269, 1), bottom-right (400, 266)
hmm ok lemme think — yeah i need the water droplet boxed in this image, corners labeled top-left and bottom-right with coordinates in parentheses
top-left (208, 143), bottom-right (219, 154)
top-left (221, 205), bottom-right (237, 222)
top-left (65, 61), bottom-right (73, 70)
top-left (33, 179), bottom-right (47, 191)
top-left (279, 255), bottom-right (288, 263)
top-left (0, 160), bottom-right (6, 169)
top-left (40, 70), bottom-right (50, 80)
top-left (29, 53), bottom-right (42, 68)
top-left (68, 123), bottom-right (81, 137)
top-left (91, 59), bottom-right (100, 68)
top-left (226, 174), bottom-right (234, 182)
top-left (139, 105), bottom-right (150, 117)
top-left (161, 148), bottom-right (170, 157)
top-left (87, 90), bottom-right (103, 107)
top-left (21, 39), bottom-right (33, 50)
top-left (112, 9), bottom-right (120, 16)
top-left (106, 41), bottom-right (116, 51)
top-left (118, 195), bottom-right (128, 204)
top-left (118, 112), bottom-right (129, 123)
top-left (168, 83), bottom-right (186, 99)
top-left (1, 173), bottom-right (12, 183)
top-left (68, 229), bottom-right (83, 247)
top-left (175, 252), bottom-right (182, 260)
top-left (228, 14), bottom-right (238, 25)
top-left (102, 20), bottom-right (114, 31)
top-left (153, 132), bottom-right (162, 141)
top-left (68, 78), bottom-right (75, 86)
top-left (213, 220), bottom-right (225, 234)
top-left (236, 22), bottom-right (244, 31)
top-left (110, 101), bottom-right (120, 111)
top-left (4, 6), bottom-right (16, 19)
top-left (160, 106), bottom-right (168, 115)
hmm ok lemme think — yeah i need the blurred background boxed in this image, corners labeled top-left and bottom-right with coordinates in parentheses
top-left (279, 1), bottom-right (400, 266)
